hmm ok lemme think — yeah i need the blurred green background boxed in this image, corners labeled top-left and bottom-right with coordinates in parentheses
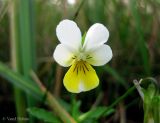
top-left (0, 0), bottom-right (160, 123)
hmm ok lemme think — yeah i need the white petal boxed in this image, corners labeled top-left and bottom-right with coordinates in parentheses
top-left (56, 19), bottom-right (82, 50)
top-left (53, 44), bottom-right (75, 67)
top-left (86, 45), bottom-right (112, 66)
top-left (83, 23), bottom-right (109, 51)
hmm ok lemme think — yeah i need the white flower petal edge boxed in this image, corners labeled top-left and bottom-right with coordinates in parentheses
top-left (53, 44), bottom-right (74, 67)
top-left (56, 19), bottom-right (82, 50)
top-left (86, 45), bottom-right (113, 66)
top-left (83, 23), bottom-right (109, 51)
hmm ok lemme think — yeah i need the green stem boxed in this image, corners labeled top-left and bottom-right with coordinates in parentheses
top-left (9, 1), bottom-right (26, 122)
top-left (108, 86), bottom-right (136, 109)
top-left (0, 62), bottom-right (77, 123)
top-left (30, 71), bottom-right (77, 123)
top-left (47, 92), bottom-right (77, 123)
top-left (95, 86), bottom-right (136, 118)
top-left (72, 0), bottom-right (86, 20)
top-left (14, 89), bottom-right (27, 121)
top-left (17, 0), bottom-right (37, 122)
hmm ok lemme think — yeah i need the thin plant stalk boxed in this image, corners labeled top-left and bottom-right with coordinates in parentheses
top-left (53, 65), bottom-right (63, 97)
top-left (30, 70), bottom-right (77, 123)
top-left (0, 62), bottom-right (77, 123)
top-left (9, 1), bottom-right (26, 123)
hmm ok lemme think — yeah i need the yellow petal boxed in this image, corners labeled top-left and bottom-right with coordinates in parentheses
top-left (63, 61), bottom-right (99, 93)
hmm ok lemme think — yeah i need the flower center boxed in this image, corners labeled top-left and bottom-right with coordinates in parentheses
top-left (72, 52), bottom-right (92, 62)
top-left (77, 52), bottom-right (86, 61)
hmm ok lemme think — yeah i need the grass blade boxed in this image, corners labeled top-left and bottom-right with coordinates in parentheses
top-left (130, 0), bottom-right (151, 75)
top-left (0, 62), bottom-right (43, 99)
top-left (17, 0), bottom-right (37, 122)
top-left (9, 0), bottom-right (27, 122)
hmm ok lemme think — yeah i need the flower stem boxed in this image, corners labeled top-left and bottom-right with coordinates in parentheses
top-left (30, 71), bottom-right (77, 123)
top-left (108, 86), bottom-right (136, 109)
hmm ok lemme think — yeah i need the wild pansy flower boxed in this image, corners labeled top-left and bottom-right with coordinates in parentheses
top-left (53, 19), bottom-right (112, 93)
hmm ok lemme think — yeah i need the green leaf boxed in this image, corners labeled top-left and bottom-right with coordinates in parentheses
top-left (78, 107), bottom-right (115, 122)
top-left (0, 62), bottom-right (43, 100)
top-left (152, 96), bottom-right (160, 123)
top-left (17, 1), bottom-right (37, 118)
top-left (81, 32), bottom-right (86, 46)
top-left (27, 107), bottom-right (61, 123)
